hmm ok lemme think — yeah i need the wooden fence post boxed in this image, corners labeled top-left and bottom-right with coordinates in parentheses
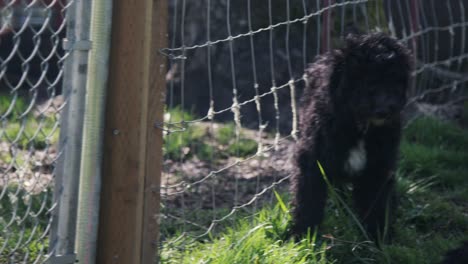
top-left (96, 0), bottom-right (167, 263)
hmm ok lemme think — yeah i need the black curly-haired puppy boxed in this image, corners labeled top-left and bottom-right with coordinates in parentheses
top-left (290, 33), bottom-right (411, 241)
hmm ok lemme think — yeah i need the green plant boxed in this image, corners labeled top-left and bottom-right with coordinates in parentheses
top-left (1, 95), bottom-right (60, 150)
top-left (160, 116), bottom-right (468, 263)
top-left (163, 108), bottom-right (259, 160)
top-left (161, 199), bottom-right (330, 264)
top-left (0, 186), bottom-right (52, 262)
top-left (0, 94), bottom-right (28, 120)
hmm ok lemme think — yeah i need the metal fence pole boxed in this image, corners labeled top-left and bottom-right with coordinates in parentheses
top-left (75, 0), bottom-right (113, 263)
top-left (49, 0), bottom-right (91, 263)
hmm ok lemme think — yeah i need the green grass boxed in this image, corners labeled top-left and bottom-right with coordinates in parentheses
top-left (163, 108), bottom-right (258, 161)
top-left (400, 117), bottom-right (468, 186)
top-left (161, 195), bottom-right (330, 264)
top-left (0, 94), bottom-right (28, 120)
top-left (2, 116), bottom-right (60, 149)
top-left (2, 98), bottom-right (467, 263)
top-left (0, 186), bottom-right (52, 263)
top-left (161, 116), bottom-right (468, 263)
top-left (1, 94), bottom-right (56, 262)
top-left (0, 94), bottom-right (60, 149)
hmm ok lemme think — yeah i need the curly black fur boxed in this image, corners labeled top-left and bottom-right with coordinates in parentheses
top-left (290, 33), bottom-right (411, 241)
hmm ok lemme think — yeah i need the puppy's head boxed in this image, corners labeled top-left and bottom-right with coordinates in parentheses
top-left (331, 33), bottom-right (411, 126)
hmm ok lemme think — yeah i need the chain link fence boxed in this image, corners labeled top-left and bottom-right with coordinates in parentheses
top-left (0, 0), bottom-right (71, 262)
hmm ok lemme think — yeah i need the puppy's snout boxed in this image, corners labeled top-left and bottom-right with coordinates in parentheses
top-left (370, 107), bottom-right (393, 126)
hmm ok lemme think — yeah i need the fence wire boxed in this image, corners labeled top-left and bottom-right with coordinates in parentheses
top-left (160, 0), bottom-right (467, 262)
top-left (0, 0), bottom-right (70, 263)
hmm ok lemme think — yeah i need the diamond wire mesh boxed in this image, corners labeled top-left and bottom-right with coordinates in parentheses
top-left (0, 0), bottom-right (70, 262)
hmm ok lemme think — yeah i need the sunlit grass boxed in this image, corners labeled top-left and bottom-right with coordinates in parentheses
top-left (161, 116), bottom-right (468, 264)
top-left (163, 108), bottom-right (258, 161)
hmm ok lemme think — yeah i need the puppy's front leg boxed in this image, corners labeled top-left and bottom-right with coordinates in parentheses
top-left (353, 167), bottom-right (396, 242)
top-left (290, 154), bottom-right (328, 238)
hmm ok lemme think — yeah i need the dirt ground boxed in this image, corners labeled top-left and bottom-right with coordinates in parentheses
top-left (161, 139), bottom-right (294, 210)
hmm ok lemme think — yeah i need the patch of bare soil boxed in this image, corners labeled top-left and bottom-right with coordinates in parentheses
top-left (405, 101), bottom-right (465, 126)
top-left (0, 142), bottom-right (56, 194)
top-left (0, 96), bottom-right (62, 194)
top-left (161, 140), bottom-right (295, 210)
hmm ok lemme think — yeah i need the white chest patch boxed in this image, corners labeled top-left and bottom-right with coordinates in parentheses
top-left (344, 140), bottom-right (367, 174)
